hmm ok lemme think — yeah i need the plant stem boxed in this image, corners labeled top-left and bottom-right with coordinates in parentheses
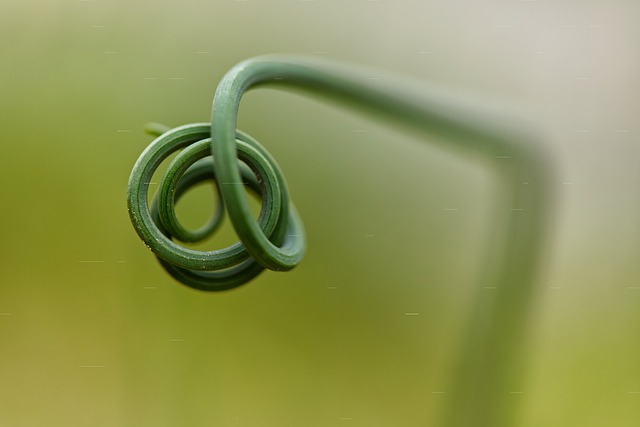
top-left (210, 55), bottom-right (554, 426)
top-left (129, 55), bottom-right (554, 425)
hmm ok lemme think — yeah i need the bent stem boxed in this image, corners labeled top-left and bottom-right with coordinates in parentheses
top-left (210, 55), bottom-right (554, 427)
top-left (129, 55), bottom-right (553, 425)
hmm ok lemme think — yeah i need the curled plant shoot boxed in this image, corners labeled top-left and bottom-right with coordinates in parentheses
top-left (127, 55), bottom-right (554, 427)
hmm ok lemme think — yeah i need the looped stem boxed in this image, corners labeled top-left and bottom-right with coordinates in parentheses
top-left (128, 55), bottom-right (554, 427)
top-left (127, 123), bottom-right (305, 291)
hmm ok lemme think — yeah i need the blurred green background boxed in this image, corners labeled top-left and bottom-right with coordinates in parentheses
top-left (1, 0), bottom-right (639, 426)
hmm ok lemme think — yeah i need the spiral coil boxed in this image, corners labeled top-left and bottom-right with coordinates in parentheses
top-left (127, 122), bottom-right (305, 291)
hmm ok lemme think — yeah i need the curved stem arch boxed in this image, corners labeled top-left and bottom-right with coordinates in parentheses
top-left (211, 55), bottom-right (554, 427)
top-left (129, 55), bottom-right (555, 427)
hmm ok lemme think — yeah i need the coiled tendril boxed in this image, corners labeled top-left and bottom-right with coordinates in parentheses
top-left (127, 122), bottom-right (305, 291)
top-left (128, 55), bottom-right (549, 293)
top-left (127, 55), bottom-right (553, 427)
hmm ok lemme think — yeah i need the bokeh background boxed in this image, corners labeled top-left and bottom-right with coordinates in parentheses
top-left (1, 0), bottom-right (639, 426)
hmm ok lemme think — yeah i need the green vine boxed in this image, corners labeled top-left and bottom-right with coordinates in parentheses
top-left (127, 55), bottom-right (553, 427)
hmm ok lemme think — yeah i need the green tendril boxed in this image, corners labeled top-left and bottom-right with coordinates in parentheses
top-left (128, 122), bottom-right (303, 291)
top-left (127, 55), bottom-right (553, 427)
